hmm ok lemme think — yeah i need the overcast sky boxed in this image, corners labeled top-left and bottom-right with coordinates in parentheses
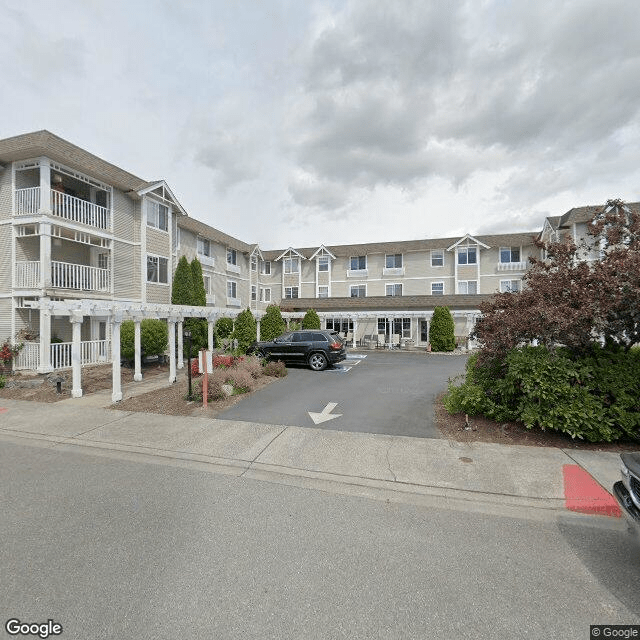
top-left (2, 0), bottom-right (639, 249)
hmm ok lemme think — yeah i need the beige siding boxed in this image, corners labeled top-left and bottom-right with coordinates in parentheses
top-left (0, 165), bottom-right (12, 220)
top-left (113, 240), bottom-right (140, 299)
top-left (15, 308), bottom-right (39, 336)
top-left (146, 283), bottom-right (170, 303)
top-left (0, 299), bottom-right (11, 342)
top-left (52, 240), bottom-right (90, 264)
top-left (146, 227), bottom-right (170, 256)
top-left (15, 237), bottom-right (39, 261)
top-left (0, 226), bottom-right (12, 290)
top-left (112, 188), bottom-right (136, 241)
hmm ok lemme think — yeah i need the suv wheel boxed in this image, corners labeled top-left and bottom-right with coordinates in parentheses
top-left (308, 352), bottom-right (328, 371)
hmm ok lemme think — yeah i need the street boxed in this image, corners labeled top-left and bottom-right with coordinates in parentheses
top-left (1, 440), bottom-right (639, 640)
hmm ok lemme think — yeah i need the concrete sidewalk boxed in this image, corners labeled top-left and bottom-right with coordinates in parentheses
top-left (0, 391), bottom-right (626, 518)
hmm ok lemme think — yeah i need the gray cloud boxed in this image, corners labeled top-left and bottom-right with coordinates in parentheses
top-left (286, 0), bottom-right (640, 213)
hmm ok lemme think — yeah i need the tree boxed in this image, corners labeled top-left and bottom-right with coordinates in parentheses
top-left (187, 257), bottom-right (208, 352)
top-left (473, 199), bottom-right (640, 367)
top-left (120, 319), bottom-right (168, 360)
top-left (302, 309), bottom-right (321, 329)
top-left (260, 305), bottom-right (286, 341)
top-left (429, 306), bottom-right (455, 351)
top-left (171, 256), bottom-right (194, 305)
top-left (190, 257), bottom-right (207, 306)
top-left (233, 309), bottom-right (257, 353)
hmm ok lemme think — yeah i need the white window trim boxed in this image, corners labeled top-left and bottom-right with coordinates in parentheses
top-left (500, 279), bottom-right (521, 293)
top-left (284, 257), bottom-right (300, 274)
top-left (431, 250), bottom-right (444, 267)
top-left (146, 199), bottom-right (169, 233)
top-left (431, 281), bottom-right (445, 295)
top-left (385, 282), bottom-right (403, 296)
top-left (349, 284), bottom-right (367, 298)
top-left (317, 285), bottom-right (329, 298)
top-left (458, 280), bottom-right (478, 294)
top-left (457, 246), bottom-right (477, 265)
top-left (317, 256), bottom-right (330, 272)
top-left (260, 287), bottom-right (271, 302)
top-left (284, 286), bottom-right (299, 299)
top-left (499, 246), bottom-right (522, 263)
top-left (146, 253), bottom-right (169, 285)
top-left (261, 261), bottom-right (271, 275)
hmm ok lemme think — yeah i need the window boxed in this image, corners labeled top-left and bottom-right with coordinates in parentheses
top-left (318, 256), bottom-right (329, 272)
top-left (227, 281), bottom-right (237, 299)
top-left (97, 253), bottom-right (109, 270)
top-left (458, 280), bottom-right (478, 294)
top-left (262, 261), bottom-right (271, 275)
top-left (377, 318), bottom-right (411, 338)
top-left (326, 318), bottom-right (353, 332)
top-left (386, 283), bottom-right (402, 296)
top-left (251, 285), bottom-right (257, 301)
top-left (500, 247), bottom-right (521, 263)
top-left (147, 201), bottom-right (168, 231)
top-left (431, 250), bottom-right (444, 267)
top-left (500, 279), bottom-right (521, 293)
top-left (203, 275), bottom-right (211, 295)
top-left (457, 246), bottom-right (477, 264)
top-left (284, 258), bottom-right (299, 274)
top-left (350, 285), bottom-right (366, 298)
top-left (251, 257), bottom-right (257, 271)
top-left (260, 288), bottom-right (271, 302)
top-left (350, 256), bottom-right (366, 270)
top-left (146, 255), bottom-right (168, 283)
top-left (227, 248), bottom-right (237, 266)
top-left (431, 282), bottom-right (444, 295)
top-left (318, 286), bottom-right (329, 298)
top-left (284, 286), bottom-right (299, 299)
top-left (197, 237), bottom-right (210, 258)
top-left (385, 254), bottom-right (403, 268)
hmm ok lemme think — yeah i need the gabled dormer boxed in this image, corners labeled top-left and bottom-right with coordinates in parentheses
top-left (310, 245), bottom-right (335, 298)
top-left (275, 247), bottom-right (305, 299)
top-left (447, 234), bottom-right (489, 295)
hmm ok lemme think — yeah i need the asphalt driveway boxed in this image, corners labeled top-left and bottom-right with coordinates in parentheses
top-left (217, 351), bottom-right (468, 438)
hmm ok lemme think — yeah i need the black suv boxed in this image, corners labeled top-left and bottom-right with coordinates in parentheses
top-left (613, 452), bottom-right (640, 540)
top-left (248, 330), bottom-right (347, 371)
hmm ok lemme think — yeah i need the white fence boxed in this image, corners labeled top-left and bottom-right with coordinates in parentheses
top-left (52, 261), bottom-right (110, 292)
top-left (51, 191), bottom-right (110, 230)
top-left (14, 340), bottom-right (110, 371)
top-left (15, 261), bottom-right (41, 288)
top-left (15, 187), bottom-right (41, 215)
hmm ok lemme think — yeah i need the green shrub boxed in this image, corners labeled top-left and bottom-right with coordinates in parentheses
top-left (260, 305), bottom-right (286, 341)
top-left (216, 317), bottom-right (234, 341)
top-left (0, 375), bottom-right (5, 389)
top-left (302, 309), bottom-right (321, 329)
top-left (190, 257), bottom-right (207, 306)
top-left (445, 345), bottom-right (640, 442)
top-left (429, 306), bottom-right (455, 352)
top-left (120, 319), bottom-right (168, 360)
top-left (171, 256), bottom-right (194, 305)
top-left (233, 309), bottom-right (257, 353)
top-left (185, 318), bottom-right (208, 354)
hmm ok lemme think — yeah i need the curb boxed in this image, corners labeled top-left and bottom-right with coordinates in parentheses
top-left (563, 464), bottom-right (621, 517)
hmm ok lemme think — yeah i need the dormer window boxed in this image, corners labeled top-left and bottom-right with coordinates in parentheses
top-left (318, 256), bottom-right (329, 272)
top-left (147, 201), bottom-right (168, 231)
top-left (284, 257), bottom-right (299, 273)
top-left (457, 247), bottom-right (477, 265)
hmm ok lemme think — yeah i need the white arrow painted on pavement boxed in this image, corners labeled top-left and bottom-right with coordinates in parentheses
top-left (308, 402), bottom-right (342, 425)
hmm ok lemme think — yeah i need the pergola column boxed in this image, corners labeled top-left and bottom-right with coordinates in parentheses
top-left (70, 311), bottom-right (83, 398)
top-left (37, 298), bottom-right (52, 373)
top-left (38, 157), bottom-right (51, 213)
top-left (133, 316), bottom-right (142, 381)
top-left (256, 316), bottom-right (261, 341)
top-left (207, 318), bottom-right (215, 351)
top-left (40, 222), bottom-right (52, 288)
top-left (177, 318), bottom-right (184, 369)
top-left (352, 319), bottom-right (357, 348)
top-left (168, 317), bottom-right (177, 384)
top-left (111, 312), bottom-right (123, 402)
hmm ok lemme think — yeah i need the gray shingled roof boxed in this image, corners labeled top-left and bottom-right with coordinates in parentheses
top-left (280, 294), bottom-right (492, 312)
top-left (260, 232), bottom-right (538, 261)
top-left (0, 130), bottom-right (150, 193)
top-left (556, 202), bottom-right (640, 228)
top-left (178, 216), bottom-right (250, 253)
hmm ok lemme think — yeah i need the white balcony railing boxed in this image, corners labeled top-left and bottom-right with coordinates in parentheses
top-left (383, 267), bottom-right (405, 276)
top-left (14, 187), bottom-right (110, 230)
top-left (227, 296), bottom-right (242, 307)
top-left (497, 261), bottom-right (528, 271)
top-left (51, 340), bottom-right (110, 370)
top-left (14, 342), bottom-right (40, 370)
top-left (52, 191), bottom-right (110, 230)
top-left (15, 261), bottom-right (41, 288)
top-left (52, 261), bottom-right (110, 292)
top-left (347, 269), bottom-right (368, 278)
top-left (15, 187), bottom-right (41, 215)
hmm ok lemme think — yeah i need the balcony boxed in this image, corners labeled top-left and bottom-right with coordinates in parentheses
top-left (227, 296), bottom-right (241, 307)
top-left (14, 187), bottom-right (110, 231)
top-left (14, 261), bottom-right (110, 292)
top-left (347, 268), bottom-right (368, 278)
top-left (497, 261), bottom-right (527, 271)
top-left (383, 267), bottom-right (405, 276)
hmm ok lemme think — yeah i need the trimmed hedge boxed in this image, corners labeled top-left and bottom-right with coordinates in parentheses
top-left (120, 319), bottom-right (168, 360)
top-left (260, 305), bottom-right (286, 341)
top-left (302, 309), bottom-right (321, 329)
top-left (234, 309), bottom-right (257, 353)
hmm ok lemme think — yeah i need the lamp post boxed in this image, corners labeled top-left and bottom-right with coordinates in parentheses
top-left (184, 328), bottom-right (192, 400)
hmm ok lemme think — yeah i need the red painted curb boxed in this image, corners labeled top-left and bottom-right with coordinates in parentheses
top-left (563, 464), bottom-right (621, 517)
top-left (0, 407), bottom-right (7, 413)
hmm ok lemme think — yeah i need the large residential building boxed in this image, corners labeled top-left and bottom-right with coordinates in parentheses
top-left (0, 130), bottom-right (625, 385)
